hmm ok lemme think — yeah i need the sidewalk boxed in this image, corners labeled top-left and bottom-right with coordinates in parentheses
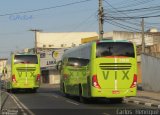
top-left (0, 90), bottom-right (18, 110)
top-left (125, 90), bottom-right (160, 109)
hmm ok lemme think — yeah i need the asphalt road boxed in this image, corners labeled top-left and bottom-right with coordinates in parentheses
top-left (3, 85), bottom-right (159, 115)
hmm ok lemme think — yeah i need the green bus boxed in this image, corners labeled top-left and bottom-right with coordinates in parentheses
top-left (59, 40), bottom-right (137, 103)
top-left (5, 53), bottom-right (41, 93)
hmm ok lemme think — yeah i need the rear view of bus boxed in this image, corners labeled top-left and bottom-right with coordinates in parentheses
top-left (11, 54), bottom-right (40, 92)
top-left (91, 40), bottom-right (137, 101)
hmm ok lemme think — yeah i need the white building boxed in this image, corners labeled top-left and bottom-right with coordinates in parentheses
top-left (103, 31), bottom-right (154, 46)
top-left (37, 32), bottom-right (98, 48)
top-left (0, 58), bottom-right (8, 80)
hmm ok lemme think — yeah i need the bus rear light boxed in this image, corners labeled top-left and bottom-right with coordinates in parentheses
top-left (36, 74), bottom-right (41, 81)
top-left (92, 75), bottom-right (101, 89)
top-left (12, 75), bottom-right (17, 83)
top-left (130, 74), bottom-right (137, 88)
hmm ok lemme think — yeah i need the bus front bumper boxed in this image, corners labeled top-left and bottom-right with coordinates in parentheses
top-left (12, 82), bottom-right (40, 89)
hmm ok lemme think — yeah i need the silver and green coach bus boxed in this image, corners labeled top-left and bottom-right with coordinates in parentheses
top-left (59, 40), bottom-right (137, 103)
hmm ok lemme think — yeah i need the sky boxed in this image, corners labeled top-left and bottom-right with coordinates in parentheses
top-left (0, 0), bottom-right (160, 58)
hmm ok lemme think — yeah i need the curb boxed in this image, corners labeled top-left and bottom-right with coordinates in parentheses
top-left (124, 99), bottom-right (160, 109)
top-left (0, 91), bottom-right (9, 109)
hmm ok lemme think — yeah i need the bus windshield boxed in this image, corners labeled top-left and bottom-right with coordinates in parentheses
top-left (14, 55), bottom-right (38, 64)
top-left (96, 42), bottom-right (135, 58)
top-left (67, 57), bottom-right (89, 67)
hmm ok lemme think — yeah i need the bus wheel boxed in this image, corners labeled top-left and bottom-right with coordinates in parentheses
top-left (31, 89), bottom-right (37, 93)
top-left (11, 89), bottom-right (17, 93)
top-left (109, 98), bottom-right (123, 104)
top-left (7, 89), bottom-right (11, 93)
top-left (79, 86), bottom-right (88, 103)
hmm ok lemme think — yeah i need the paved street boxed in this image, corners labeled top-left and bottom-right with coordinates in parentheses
top-left (1, 0), bottom-right (160, 115)
top-left (1, 84), bottom-right (159, 115)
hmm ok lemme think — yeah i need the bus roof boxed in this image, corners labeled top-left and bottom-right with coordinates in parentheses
top-left (13, 53), bottom-right (36, 55)
top-left (95, 39), bottom-right (130, 43)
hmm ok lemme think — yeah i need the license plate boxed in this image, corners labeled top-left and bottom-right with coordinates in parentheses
top-left (112, 90), bottom-right (120, 94)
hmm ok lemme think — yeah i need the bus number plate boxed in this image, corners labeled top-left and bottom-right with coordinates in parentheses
top-left (112, 90), bottom-right (120, 94)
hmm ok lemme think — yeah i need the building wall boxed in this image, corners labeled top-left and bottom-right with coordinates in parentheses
top-left (103, 32), bottom-right (113, 39)
top-left (0, 59), bottom-right (7, 80)
top-left (49, 69), bottom-right (60, 84)
top-left (141, 54), bottom-right (160, 92)
top-left (104, 31), bottom-right (154, 46)
top-left (37, 32), bottom-right (98, 48)
top-left (149, 43), bottom-right (160, 58)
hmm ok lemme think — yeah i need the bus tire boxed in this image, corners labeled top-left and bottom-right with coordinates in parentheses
top-left (7, 89), bottom-right (11, 93)
top-left (11, 89), bottom-right (17, 93)
top-left (31, 89), bottom-right (37, 93)
top-left (79, 85), bottom-right (88, 103)
top-left (109, 98), bottom-right (123, 103)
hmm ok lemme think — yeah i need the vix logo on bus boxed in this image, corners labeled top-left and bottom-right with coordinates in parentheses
top-left (102, 71), bottom-right (129, 80)
top-left (18, 71), bottom-right (35, 77)
top-left (68, 70), bottom-right (86, 77)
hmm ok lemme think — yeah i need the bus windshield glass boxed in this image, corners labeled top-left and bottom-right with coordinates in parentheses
top-left (96, 42), bottom-right (135, 58)
top-left (67, 57), bottom-right (89, 67)
top-left (14, 55), bottom-right (38, 64)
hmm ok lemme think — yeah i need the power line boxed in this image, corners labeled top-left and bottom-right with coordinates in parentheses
top-left (68, 11), bottom-right (97, 32)
top-left (105, 20), bottom-right (141, 32)
top-left (104, 0), bottom-right (141, 30)
top-left (103, 1), bottom-right (160, 30)
top-left (105, 14), bottom-right (160, 20)
top-left (139, 10), bottom-right (160, 17)
top-left (112, 0), bottom-right (156, 10)
top-left (145, 22), bottom-right (160, 25)
top-left (106, 5), bottom-right (160, 14)
top-left (0, 0), bottom-right (93, 17)
top-left (105, 20), bottom-right (137, 32)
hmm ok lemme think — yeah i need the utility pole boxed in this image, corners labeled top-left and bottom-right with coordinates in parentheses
top-left (29, 29), bottom-right (42, 54)
top-left (141, 18), bottom-right (145, 53)
top-left (98, 0), bottom-right (104, 40)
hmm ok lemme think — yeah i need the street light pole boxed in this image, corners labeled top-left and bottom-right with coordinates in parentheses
top-left (141, 18), bottom-right (145, 53)
top-left (29, 29), bottom-right (42, 54)
top-left (98, 0), bottom-right (104, 40)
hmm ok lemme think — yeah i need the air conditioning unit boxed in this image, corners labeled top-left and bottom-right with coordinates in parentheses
top-left (61, 44), bottom-right (64, 47)
top-left (49, 45), bottom-right (54, 47)
top-left (43, 45), bottom-right (46, 48)
top-left (61, 44), bottom-right (66, 47)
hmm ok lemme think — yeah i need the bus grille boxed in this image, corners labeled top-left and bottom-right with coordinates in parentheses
top-left (16, 67), bottom-right (36, 71)
top-left (99, 63), bottom-right (131, 70)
